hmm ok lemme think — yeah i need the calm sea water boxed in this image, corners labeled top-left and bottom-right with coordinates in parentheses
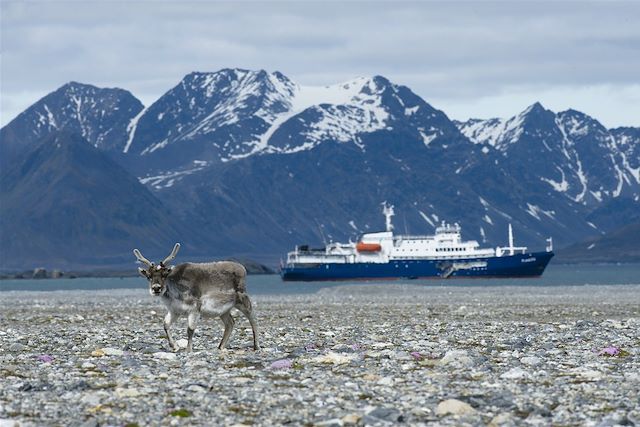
top-left (1, 263), bottom-right (639, 294)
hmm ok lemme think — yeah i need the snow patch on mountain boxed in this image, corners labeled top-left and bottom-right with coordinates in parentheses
top-left (223, 76), bottom-right (398, 158)
top-left (43, 105), bottom-right (58, 129)
top-left (526, 203), bottom-right (555, 221)
top-left (419, 210), bottom-right (435, 227)
top-left (245, 76), bottom-right (391, 157)
top-left (456, 110), bottom-right (526, 151)
top-left (555, 117), bottom-right (589, 203)
top-left (124, 107), bottom-right (146, 153)
top-left (139, 160), bottom-right (210, 189)
top-left (540, 167), bottom-right (569, 192)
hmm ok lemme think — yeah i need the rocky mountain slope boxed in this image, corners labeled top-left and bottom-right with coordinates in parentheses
top-left (0, 131), bottom-right (205, 269)
top-left (1, 69), bottom-right (638, 269)
top-left (1, 82), bottom-right (143, 168)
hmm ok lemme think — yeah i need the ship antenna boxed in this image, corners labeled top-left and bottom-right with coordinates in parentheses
top-left (314, 218), bottom-right (328, 246)
top-left (382, 201), bottom-right (395, 232)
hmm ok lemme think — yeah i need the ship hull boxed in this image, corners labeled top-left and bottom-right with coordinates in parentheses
top-left (280, 251), bottom-right (554, 281)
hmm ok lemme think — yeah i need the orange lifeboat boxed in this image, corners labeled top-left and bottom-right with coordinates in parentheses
top-left (356, 242), bottom-right (382, 252)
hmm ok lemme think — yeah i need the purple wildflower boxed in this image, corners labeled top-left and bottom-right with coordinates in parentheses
top-left (410, 351), bottom-right (423, 360)
top-left (37, 355), bottom-right (54, 363)
top-left (598, 346), bottom-right (620, 356)
top-left (270, 359), bottom-right (293, 370)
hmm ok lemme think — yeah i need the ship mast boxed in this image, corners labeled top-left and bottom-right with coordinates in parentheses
top-left (508, 223), bottom-right (514, 256)
top-left (382, 202), bottom-right (395, 232)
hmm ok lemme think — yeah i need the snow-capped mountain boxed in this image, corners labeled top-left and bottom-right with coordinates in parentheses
top-left (1, 82), bottom-right (143, 161)
top-left (611, 126), bottom-right (640, 188)
top-left (127, 69), bottom-right (466, 180)
top-left (1, 68), bottom-right (639, 268)
top-left (125, 69), bottom-right (296, 159)
top-left (456, 103), bottom-right (640, 208)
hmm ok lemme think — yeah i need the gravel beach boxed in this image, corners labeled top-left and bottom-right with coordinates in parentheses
top-left (1, 284), bottom-right (639, 426)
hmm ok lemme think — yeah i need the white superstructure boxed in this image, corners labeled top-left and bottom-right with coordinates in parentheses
top-left (286, 203), bottom-right (540, 265)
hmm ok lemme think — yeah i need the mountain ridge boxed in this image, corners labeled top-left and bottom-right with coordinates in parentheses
top-left (1, 68), bottom-right (639, 269)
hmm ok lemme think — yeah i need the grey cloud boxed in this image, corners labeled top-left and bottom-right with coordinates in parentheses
top-left (1, 1), bottom-right (639, 127)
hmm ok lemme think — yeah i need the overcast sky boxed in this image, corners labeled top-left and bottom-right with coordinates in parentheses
top-left (2, 1), bottom-right (639, 128)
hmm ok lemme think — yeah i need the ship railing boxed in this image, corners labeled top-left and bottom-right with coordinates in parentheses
top-left (495, 246), bottom-right (528, 257)
top-left (393, 235), bottom-right (436, 241)
top-left (287, 253), bottom-right (350, 264)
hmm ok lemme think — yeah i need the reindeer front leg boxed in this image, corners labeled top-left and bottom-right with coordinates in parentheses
top-left (164, 311), bottom-right (177, 351)
top-left (187, 311), bottom-right (200, 352)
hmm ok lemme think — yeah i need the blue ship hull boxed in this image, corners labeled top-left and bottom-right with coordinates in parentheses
top-left (280, 251), bottom-right (554, 281)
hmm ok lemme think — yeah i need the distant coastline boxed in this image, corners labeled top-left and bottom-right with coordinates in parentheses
top-left (0, 259), bottom-right (276, 280)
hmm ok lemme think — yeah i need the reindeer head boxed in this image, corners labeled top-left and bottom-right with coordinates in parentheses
top-left (133, 243), bottom-right (180, 296)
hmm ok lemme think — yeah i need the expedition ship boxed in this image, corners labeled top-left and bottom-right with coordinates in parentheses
top-left (280, 203), bottom-right (554, 281)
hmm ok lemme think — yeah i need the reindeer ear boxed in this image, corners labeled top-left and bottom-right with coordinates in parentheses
top-left (138, 267), bottom-right (149, 278)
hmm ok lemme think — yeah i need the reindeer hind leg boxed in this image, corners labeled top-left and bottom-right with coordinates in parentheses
top-left (219, 311), bottom-right (235, 349)
top-left (235, 293), bottom-right (260, 351)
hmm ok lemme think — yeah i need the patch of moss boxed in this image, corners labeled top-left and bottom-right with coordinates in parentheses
top-left (170, 409), bottom-right (191, 417)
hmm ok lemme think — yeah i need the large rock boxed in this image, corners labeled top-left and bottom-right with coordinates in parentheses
top-left (436, 399), bottom-right (476, 416)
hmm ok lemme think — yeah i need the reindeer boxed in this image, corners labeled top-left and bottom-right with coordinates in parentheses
top-left (133, 243), bottom-right (259, 352)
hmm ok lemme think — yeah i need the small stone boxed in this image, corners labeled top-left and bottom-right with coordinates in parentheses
top-left (8, 343), bottom-right (25, 352)
top-left (520, 356), bottom-right (541, 366)
top-left (439, 349), bottom-right (474, 367)
top-left (624, 372), bottom-right (640, 382)
top-left (312, 352), bottom-right (356, 365)
top-left (176, 339), bottom-right (188, 349)
top-left (577, 369), bottom-right (603, 381)
top-left (80, 393), bottom-right (101, 406)
top-left (101, 347), bottom-right (124, 356)
top-left (488, 412), bottom-right (516, 427)
top-left (153, 352), bottom-right (177, 360)
top-left (90, 349), bottom-right (105, 357)
top-left (342, 413), bottom-right (362, 426)
top-left (115, 387), bottom-right (142, 398)
top-left (367, 407), bottom-right (403, 422)
top-left (371, 342), bottom-right (394, 349)
top-left (376, 376), bottom-right (394, 386)
top-left (362, 373), bottom-right (380, 381)
top-left (314, 419), bottom-right (342, 427)
top-left (500, 367), bottom-right (531, 380)
top-left (81, 362), bottom-right (96, 369)
top-left (436, 399), bottom-right (476, 416)
top-left (77, 419), bottom-right (99, 427)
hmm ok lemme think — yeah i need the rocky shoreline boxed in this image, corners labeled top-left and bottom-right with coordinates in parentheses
top-left (1, 284), bottom-right (639, 426)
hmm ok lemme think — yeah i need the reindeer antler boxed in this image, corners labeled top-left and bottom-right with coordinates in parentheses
top-left (133, 248), bottom-right (153, 267)
top-left (162, 243), bottom-right (181, 265)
